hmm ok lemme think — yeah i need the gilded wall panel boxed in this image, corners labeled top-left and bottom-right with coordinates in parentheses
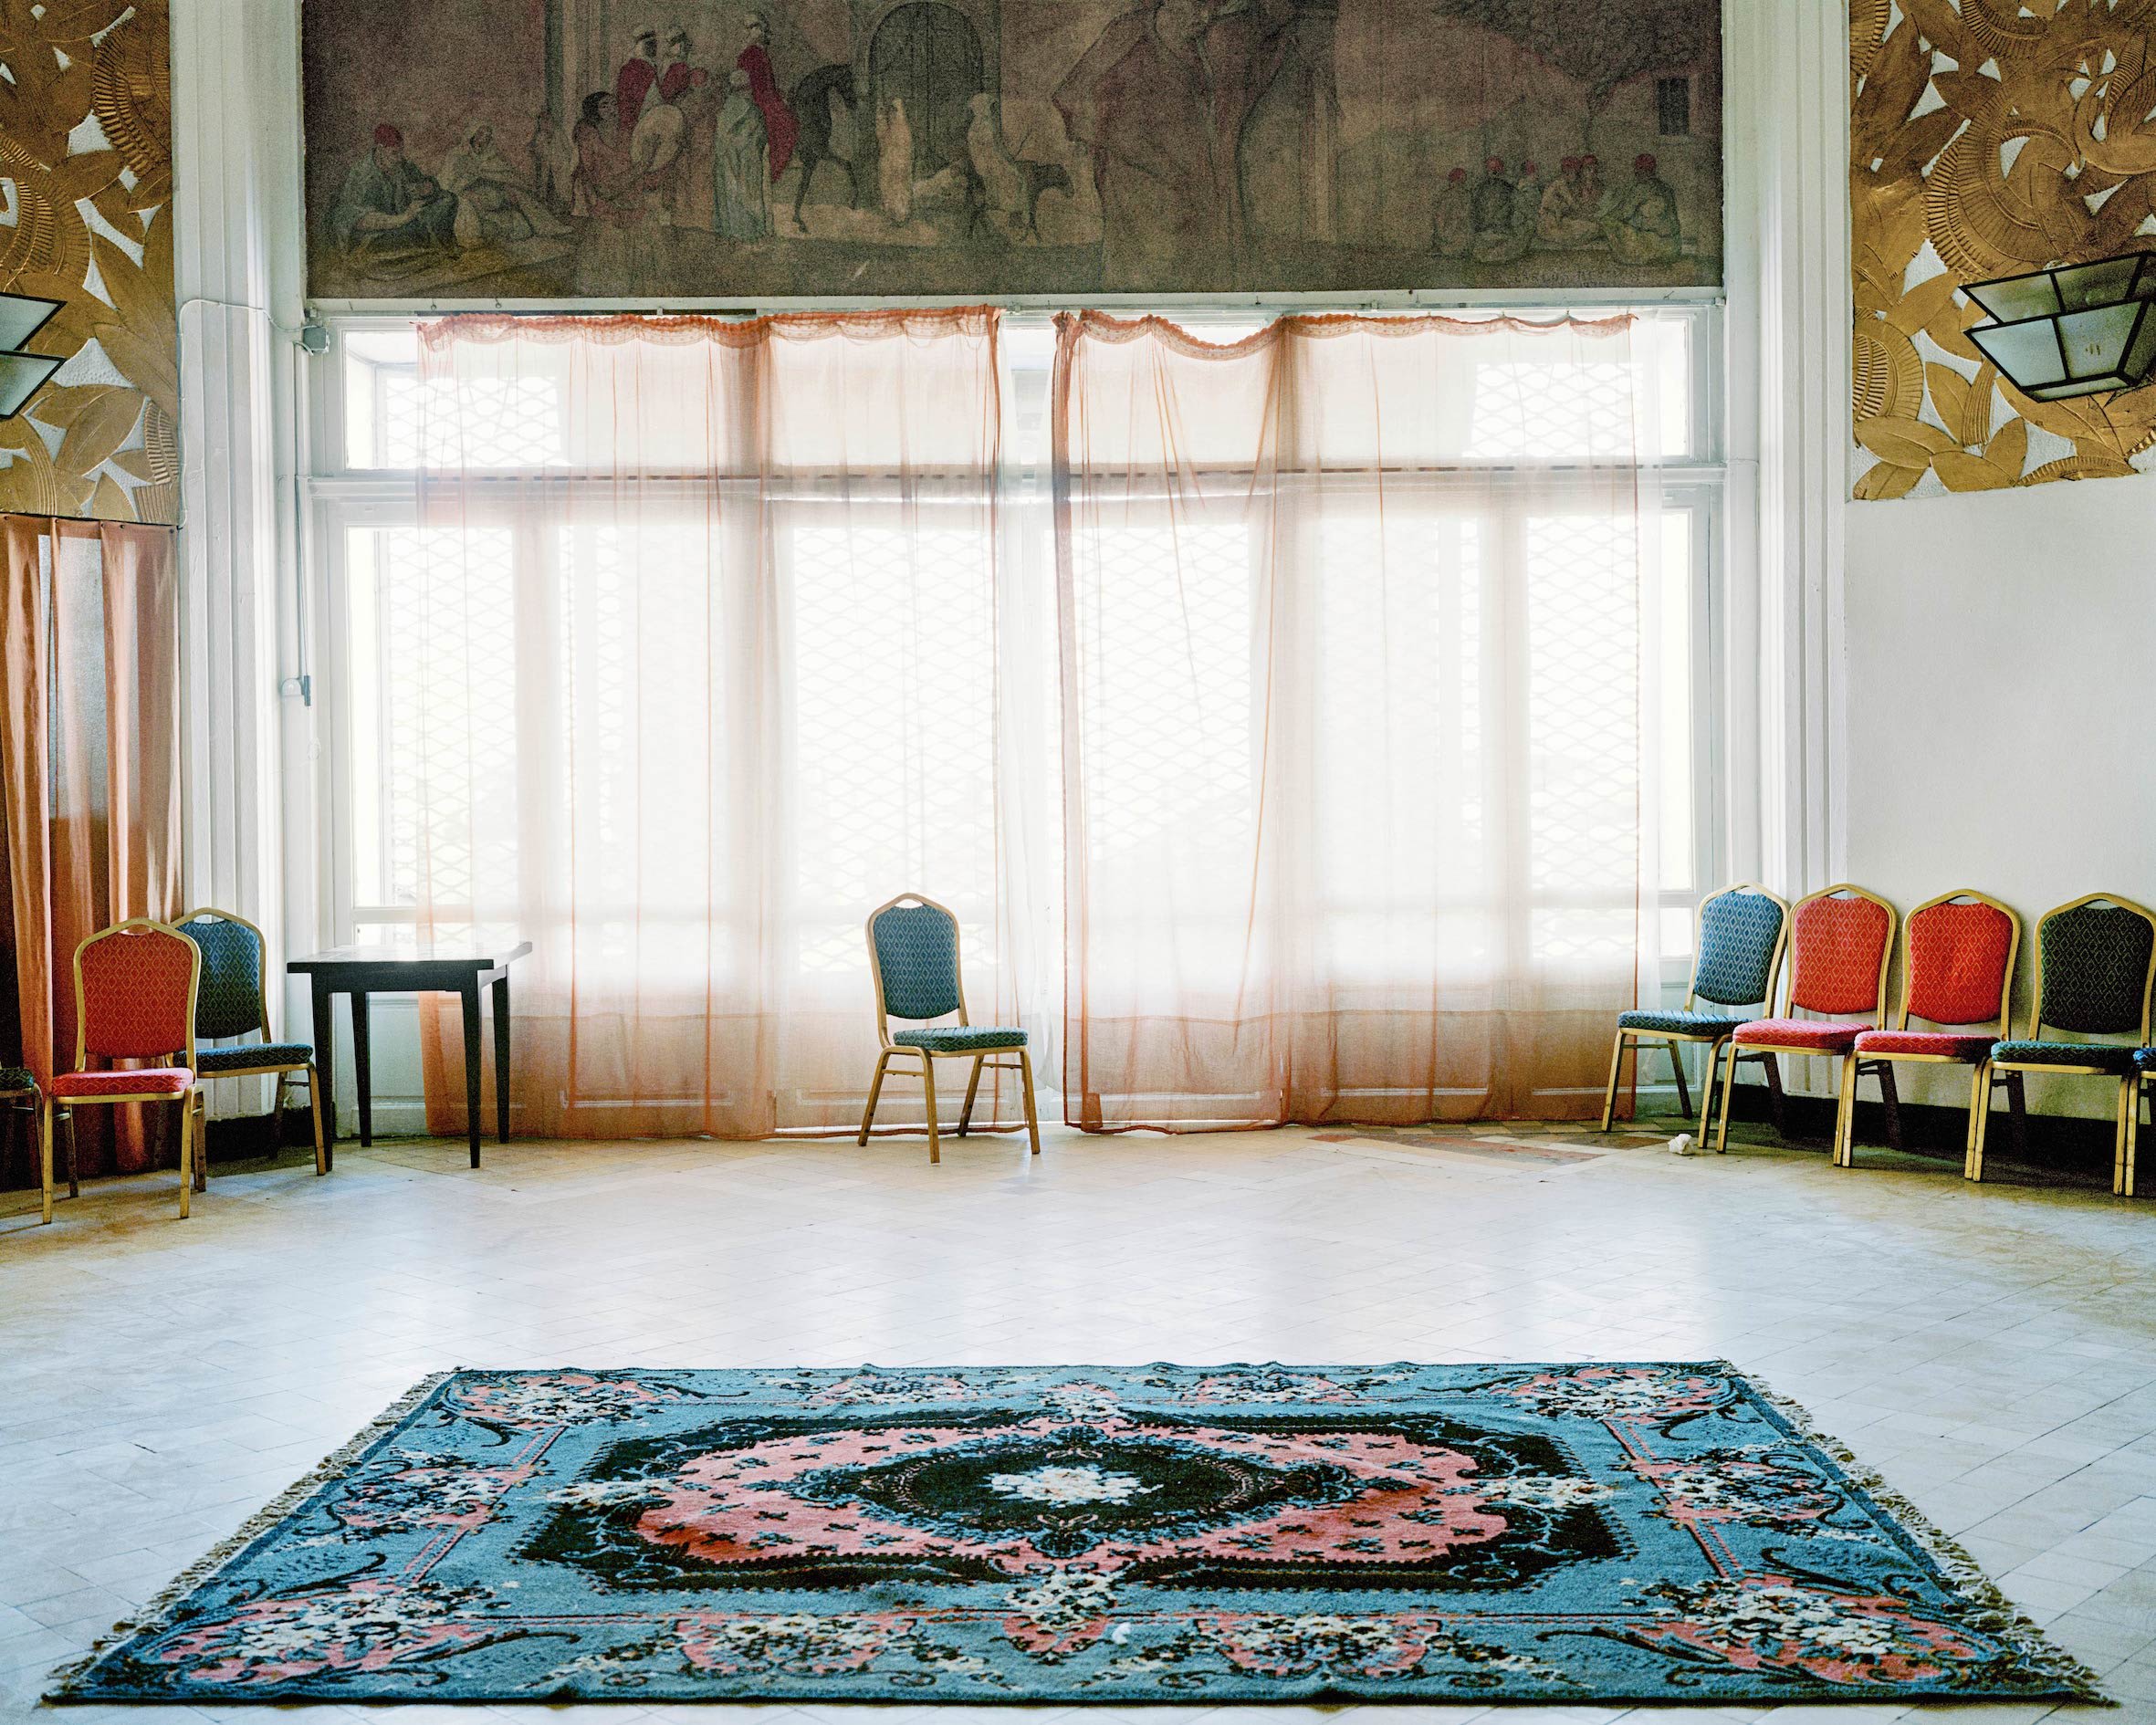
top-left (1851, 0), bottom-right (2156, 499)
top-left (0, 0), bottom-right (177, 525)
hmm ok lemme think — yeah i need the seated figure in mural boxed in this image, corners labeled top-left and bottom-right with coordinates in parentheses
top-left (1054, 0), bottom-right (1298, 292)
top-left (1470, 156), bottom-right (1531, 265)
top-left (1538, 154), bottom-right (1604, 248)
top-left (1430, 165), bottom-right (1471, 258)
top-left (713, 70), bottom-right (773, 239)
top-left (571, 92), bottom-right (654, 223)
top-left (442, 123), bottom-right (570, 248)
top-left (330, 125), bottom-right (458, 265)
top-left (1601, 152), bottom-right (1680, 266)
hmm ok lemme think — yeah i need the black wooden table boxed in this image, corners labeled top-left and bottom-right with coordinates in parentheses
top-left (288, 941), bottom-right (531, 1167)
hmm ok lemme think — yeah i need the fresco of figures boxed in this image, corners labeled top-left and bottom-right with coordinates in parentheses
top-left (301, 0), bottom-right (1722, 301)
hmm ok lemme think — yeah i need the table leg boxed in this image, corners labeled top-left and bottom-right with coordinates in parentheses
top-left (462, 979), bottom-right (484, 1167)
top-left (490, 972), bottom-right (511, 1144)
top-left (351, 991), bottom-right (374, 1149)
top-left (311, 977), bottom-right (338, 1145)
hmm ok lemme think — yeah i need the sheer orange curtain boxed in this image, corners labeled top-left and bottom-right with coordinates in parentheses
top-left (410, 308), bottom-right (1020, 1138)
top-left (0, 517), bottom-right (181, 1182)
top-left (1052, 310), bottom-right (1651, 1129)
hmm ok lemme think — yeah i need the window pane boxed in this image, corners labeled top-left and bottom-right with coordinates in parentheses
top-left (1660, 508), bottom-right (1696, 894)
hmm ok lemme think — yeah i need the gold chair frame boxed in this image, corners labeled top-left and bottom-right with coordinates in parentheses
top-left (857, 892), bottom-right (1041, 1165)
top-left (1830, 890), bottom-right (2019, 1174)
top-left (1598, 882), bottom-right (1790, 1137)
top-left (1713, 883), bottom-right (1899, 1159)
top-left (40, 918), bottom-right (204, 1224)
top-left (1970, 892), bottom-right (2156, 1196)
top-left (176, 906), bottom-right (329, 1179)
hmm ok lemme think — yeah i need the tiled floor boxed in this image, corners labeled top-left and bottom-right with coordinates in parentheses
top-left (4, 1117), bottom-right (2155, 1722)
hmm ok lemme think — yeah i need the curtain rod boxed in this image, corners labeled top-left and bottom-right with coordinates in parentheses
top-left (0, 509), bottom-right (178, 532)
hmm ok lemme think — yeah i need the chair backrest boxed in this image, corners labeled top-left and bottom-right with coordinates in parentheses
top-left (1784, 884), bottom-right (1896, 1023)
top-left (866, 894), bottom-right (967, 1036)
top-left (1898, 891), bottom-right (2018, 1033)
top-left (176, 909), bottom-right (269, 1042)
top-left (73, 920), bottom-right (200, 1067)
top-left (2030, 894), bottom-right (2156, 1040)
top-left (1688, 883), bottom-right (1790, 1009)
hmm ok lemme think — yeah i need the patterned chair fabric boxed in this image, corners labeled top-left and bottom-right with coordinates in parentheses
top-left (1732, 1017), bottom-right (1868, 1052)
top-left (893, 1026), bottom-right (1028, 1052)
top-left (1616, 1009), bottom-right (1743, 1037)
top-left (871, 902), bottom-right (963, 1023)
top-left (0, 1065), bottom-right (35, 1092)
top-left (1904, 900), bottom-right (2015, 1028)
top-left (181, 917), bottom-right (269, 1041)
top-left (2035, 904), bottom-right (2155, 1035)
top-left (79, 927), bottom-right (196, 1060)
top-left (51, 1066), bottom-right (193, 1098)
top-left (1853, 1029), bottom-right (1995, 1061)
top-left (1691, 891), bottom-right (1785, 1007)
top-left (195, 1040), bottom-right (316, 1075)
top-left (1787, 894), bottom-right (1893, 1017)
top-left (1990, 1039), bottom-right (2141, 1074)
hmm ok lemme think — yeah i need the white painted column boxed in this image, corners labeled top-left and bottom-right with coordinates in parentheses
top-left (1722, 0), bottom-right (1851, 1090)
top-left (170, 1), bottom-right (312, 1079)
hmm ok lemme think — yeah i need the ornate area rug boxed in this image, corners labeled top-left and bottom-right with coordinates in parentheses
top-left (54, 1364), bottom-right (2098, 1706)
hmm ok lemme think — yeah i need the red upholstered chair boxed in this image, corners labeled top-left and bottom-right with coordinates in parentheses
top-left (39, 919), bottom-right (204, 1225)
top-left (1837, 892), bottom-right (2020, 1174)
top-left (1714, 884), bottom-right (1897, 1156)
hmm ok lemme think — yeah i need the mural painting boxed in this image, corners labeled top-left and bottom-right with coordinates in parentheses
top-left (302, 0), bottom-right (1722, 301)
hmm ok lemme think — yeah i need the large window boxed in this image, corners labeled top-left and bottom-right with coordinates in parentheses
top-left (310, 307), bottom-right (1723, 1006)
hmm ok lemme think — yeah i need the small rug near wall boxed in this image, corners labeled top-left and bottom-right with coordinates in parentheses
top-left (53, 1364), bottom-right (2097, 1707)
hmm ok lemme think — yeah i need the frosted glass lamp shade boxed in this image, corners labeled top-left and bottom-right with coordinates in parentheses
top-left (1964, 253), bottom-right (2156, 402)
top-left (0, 351), bottom-right (61, 419)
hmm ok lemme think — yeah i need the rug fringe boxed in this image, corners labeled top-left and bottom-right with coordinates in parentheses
top-left (1731, 1359), bottom-right (2113, 1708)
top-left (45, 1368), bottom-right (458, 1704)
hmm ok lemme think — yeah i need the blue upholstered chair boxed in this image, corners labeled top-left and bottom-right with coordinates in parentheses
top-left (176, 909), bottom-right (328, 1176)
top-left (1973, 894), bottom-right (2155, 1195)
top-left (1599, 883), bottom-right (1790, 1136)
top-left (859, 893), bottom-right (1041, 1164)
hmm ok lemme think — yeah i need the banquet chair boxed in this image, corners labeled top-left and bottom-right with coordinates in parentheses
top-left (1973, 894), bottom-right (2155, 1195)
top-left (1837, 891), bottom-right (2019, 1173)
top-left (40, 919), bottom-right (203, 1224)
top-left (178, 908), bottom-right (328, 1176)
top-left (859, 893), bottom-right (1041, 1164)
top-left (1716, 884), bottom-right (1897, 1158)
top-left (1598, 883), bottom-right (1789, 1135)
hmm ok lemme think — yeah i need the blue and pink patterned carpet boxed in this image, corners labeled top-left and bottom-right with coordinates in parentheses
top-left (54, 1364), bottom-right (2094, 1705)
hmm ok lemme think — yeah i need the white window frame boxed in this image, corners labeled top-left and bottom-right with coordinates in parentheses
top-left (303, 303), bottom-right (1729, 988)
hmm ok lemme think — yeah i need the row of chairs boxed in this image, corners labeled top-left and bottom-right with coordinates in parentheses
top-left (1601, 884), bottom-right (2156, 1195)
top-left (17, 912), bottom-right (323, 1224)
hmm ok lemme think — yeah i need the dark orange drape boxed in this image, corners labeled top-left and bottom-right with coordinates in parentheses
top-left (0, 516), bottom-right (182, 1182)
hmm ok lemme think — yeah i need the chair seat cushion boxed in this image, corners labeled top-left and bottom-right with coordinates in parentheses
top-left (893, 1026), bottom-right (1028, 1052)
top-left (0, 1065), bottom-right (35, 1093)
top-left (1617, 1009), bottom-right (1742, 1037)
top-left (1991, 1040), bottom-right (2141, 1073)
top-left (1855, 1030), bottom-right (1996, 1061)
top-left (194, 1040), bottom-right (314, 1074)
top-left (51, 1067), bottom-right (193, 1098)
top-left (1732, 1018), bottom-right (1868, 1052)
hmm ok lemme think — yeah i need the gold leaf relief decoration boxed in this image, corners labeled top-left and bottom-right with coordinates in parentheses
top-left (0, 0), bottom-right (174, 525)
top-left (1850, 0), bottom-right (2156, 499)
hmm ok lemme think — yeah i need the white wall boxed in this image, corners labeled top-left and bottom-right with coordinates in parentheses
top-left (1843, 474), bottom-right (2156, 1113)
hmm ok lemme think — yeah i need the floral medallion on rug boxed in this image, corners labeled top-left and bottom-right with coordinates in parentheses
top-left (54, 1363), bottom-right (2096, 1706)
